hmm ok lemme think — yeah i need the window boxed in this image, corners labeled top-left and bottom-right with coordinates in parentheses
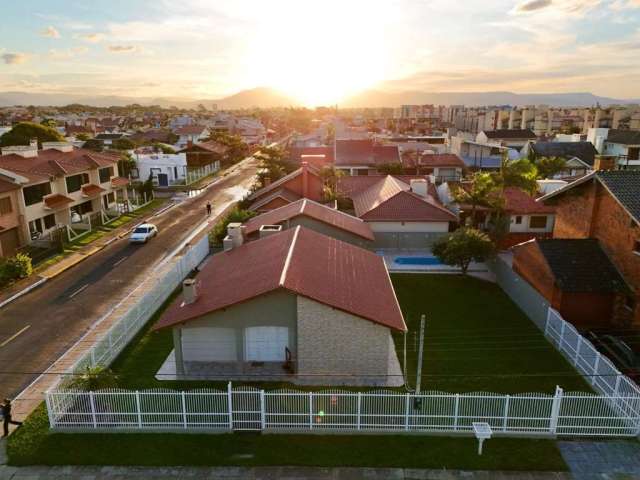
top-left (29, 218), bottom-right (43, 237)
top-left (529, 216), bottom-right (548, 229)
top-left (633, 240), bottom-right (640, 255)
top-left (129, 168), bottom-right (139, 179)
top-left (99, 166), bottom-right (114, 183)
top-left (514, 215), bottom-right (523, 225)
top-left (43, 213), bottom-right (56, 229)
top-left (71, 200), bottom-right (93, 215)
top-left (107, 192), bottom-right (115, 203)
top-left (0, 197), bottom-right (12, 215)
top-left (66, 173), bottom-right (90, 193)
top-left (23, 182), bottom-right (52, 206)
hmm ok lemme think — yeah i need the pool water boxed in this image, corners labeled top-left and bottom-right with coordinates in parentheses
top-left (394, 256), bottom-right (443, 266)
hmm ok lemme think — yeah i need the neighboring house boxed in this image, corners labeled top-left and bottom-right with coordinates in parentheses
top-left (490, 187), bottom-right (555, 249)
top-left (513, 239), bottom-right (628, 328)
top-left (94, 133), bottom-right (126, 146)
top-left (538, 170), bottom-right (640, 326)
top-left (449, 135), bottom-right (516, 170)
top-left (288, 146), bottom-right (334, 168)
top-left (524, 141), bottom-right (597, 177)
top-left (242, 198), bottom-right (374, 247)
top-left (334, 139), bottom-right (400, 176)
top-left (350, 175), bottom-right (458, 249)
top-left (247, 163), bottom-right (325, 212)
top-left (178, 140), bottom-right (228, 167)
top-left (0, 142), bottom-right (128, 243)
top-left (132, 151), bottom-right (189, 187)
top-left (232, 117), bottom-right (266, 145)
top-left (174, 125), bottom-right (210, 149)
top-left (587, 128), bottom-right (640, 168)
top-left (403, 153), bottom-right (465, 181)
top-left (0, 175), bottom-right (27, 257)
top-left (476, 129), bottom-right (537, 151)
top-left (129, 128), bottom-right (175, 145)
top-left (153, 226), bottom-right (406, 386)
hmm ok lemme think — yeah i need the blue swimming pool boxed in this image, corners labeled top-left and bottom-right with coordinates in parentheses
top-left (394, 256), bottom-right (443, 266)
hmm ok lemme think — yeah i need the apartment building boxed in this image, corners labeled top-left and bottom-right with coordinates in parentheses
top-left (0, 141), bottom-right (128, 245)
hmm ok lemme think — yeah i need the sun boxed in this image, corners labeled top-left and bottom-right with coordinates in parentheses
top-left (243, 0), bottom-right (392, 106)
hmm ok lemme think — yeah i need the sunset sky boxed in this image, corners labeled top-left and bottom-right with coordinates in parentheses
top-left (1, 0), bottom-right (639, 105)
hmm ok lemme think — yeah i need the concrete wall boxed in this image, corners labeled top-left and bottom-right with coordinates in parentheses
top-left (366, 221), bottom-right (449, 250)
top-left (176, 289), bottom-right (297, 362)
top-left (296, 295), bottom-right (396, 378)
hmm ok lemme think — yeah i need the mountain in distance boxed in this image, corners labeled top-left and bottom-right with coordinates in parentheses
top-left (0, 87), bottom-right (637, 109)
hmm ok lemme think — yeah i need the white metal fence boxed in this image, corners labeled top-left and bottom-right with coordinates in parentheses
top-left (53, 235), bottom-right (210, 391)
top-left (46, 384), bottom-right (640, 436)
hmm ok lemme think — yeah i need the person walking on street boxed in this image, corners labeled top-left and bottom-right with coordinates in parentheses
top-left (206, 201), bottom-right (212, 216)
top-left (2, 398), bottom-right (22, 437)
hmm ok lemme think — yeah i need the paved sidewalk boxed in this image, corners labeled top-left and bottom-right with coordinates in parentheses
top-left (558, 441), bottom-right (640, 479)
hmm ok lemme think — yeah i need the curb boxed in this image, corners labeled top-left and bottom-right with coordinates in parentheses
top-left (0, 277), bottom-right (47, 309)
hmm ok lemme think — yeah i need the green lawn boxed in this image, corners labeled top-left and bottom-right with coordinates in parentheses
top-left (8, 404), bottom-right (567, 470)
top-left (391, 274), bottom-right (591, 394)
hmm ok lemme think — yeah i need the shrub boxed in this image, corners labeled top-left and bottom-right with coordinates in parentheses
top-left (0, 253), bottom-right (33, 287)
top-left (210, 208), bottom-right (256, 246)
top-left (432, 228), bottom-right (494, 274)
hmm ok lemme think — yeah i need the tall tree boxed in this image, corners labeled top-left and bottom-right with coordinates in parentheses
top-left (432, 228), bottom-right (495, 275)
top-left (254, 146), bottom-right (295, 189)
top-left (535, 156), bottom-right (567, 179)
top-left (0, 122), bottom-right (65, 147)
top-left (319, 166), bottom-right (345, 201)
top-left (452, 172), bottom-right (500, 227)
top-left (497, 156), bottom-right (538, 195)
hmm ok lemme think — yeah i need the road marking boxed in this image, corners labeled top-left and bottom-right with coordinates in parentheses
top-left (112, 256), bottom-right (128, 268)
top-left (0, 325), bottom-right (31, 347)
top-left (68, 283), bottom-right (89, 299)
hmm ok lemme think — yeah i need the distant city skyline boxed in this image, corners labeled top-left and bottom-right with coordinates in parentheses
top-left (1, 0), bottom-right (639, 106)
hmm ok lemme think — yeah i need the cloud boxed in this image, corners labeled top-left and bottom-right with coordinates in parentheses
top-left (77, 32), bottom-right (104, 43)
top-left (516, 0), bottom-right (553, 12)
top-left (107, 45), bottom-right (140, 53)
top-left (2, 53), bottom-right (29, 65)
top-left (40, 26), bottom-right (60, 38)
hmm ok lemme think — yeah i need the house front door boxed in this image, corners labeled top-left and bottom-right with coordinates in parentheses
top-left (157, 173), bottom-right (169, 187)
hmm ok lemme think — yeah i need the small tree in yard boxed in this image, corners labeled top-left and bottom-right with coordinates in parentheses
top-left (432, 228), bottom-right (495, 274)
top-left (68, 365), bottom-right (118, 391)
top-left (210, 207), bottom-right (256, 246)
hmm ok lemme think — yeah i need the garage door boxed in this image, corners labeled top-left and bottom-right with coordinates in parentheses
top-left (244, 327), bottom-right (289, 362)
top-left (181, 327), bottom-right (237, 362)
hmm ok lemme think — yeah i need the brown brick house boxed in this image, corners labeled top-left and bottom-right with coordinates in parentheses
top-left (536, 170), bottom-right (640, 326)
top-left (513, 239), bottom-right (628, 328)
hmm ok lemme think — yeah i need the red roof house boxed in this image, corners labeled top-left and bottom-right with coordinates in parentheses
top-left (248, 163), bottom-right (325, 212)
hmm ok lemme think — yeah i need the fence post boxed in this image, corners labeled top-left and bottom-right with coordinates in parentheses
top-left (559, 318), bottom-right (566, 349)
top-left (227, 382), bottom-right (233, 431)
top-left (135, 391), bottom-right (142, 428)
top-left (356, 392), bottom-right (362, 431)
top-left (45, 392), bottom-right (55, 429)
top-left (592, 353), bottom-right (601, 387)
top-left (502, 395), bottom-right (510, 432)
top-left (309, 392), bottom-right (314, 430)
top-left (181, 391), bottom-right (187, 428)
top-left (614, 375), bottom-right (621, 397)
top-left (544, 308), bottom-right (551, 337)
top-left (89, 391), bottom-right (97, 428)
top-left (404, 394), bottom-right (410, 431)
top-left (574, 335), bottom-right (581, 366)
top-left (260, 390), bottom-right (266, 431)
top-left (549, 386), bottom-right (563, 435)
top-left (454, 394), bottom-right (460, 431)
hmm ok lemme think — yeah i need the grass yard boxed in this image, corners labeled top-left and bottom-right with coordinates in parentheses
top-left (8, 404), bottom-right (568, 470)
top-left (391, 274), bottom-right (591, 394)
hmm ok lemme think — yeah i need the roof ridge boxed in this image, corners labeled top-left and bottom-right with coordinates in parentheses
top-left (279, 226), bottom-right (300, 286)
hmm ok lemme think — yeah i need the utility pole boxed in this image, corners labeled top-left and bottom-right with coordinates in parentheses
top-left (414, 314), bottom-right (426, 408)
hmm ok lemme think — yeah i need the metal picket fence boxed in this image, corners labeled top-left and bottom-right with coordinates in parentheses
top-left (46, 383), bottom-right (640, 437)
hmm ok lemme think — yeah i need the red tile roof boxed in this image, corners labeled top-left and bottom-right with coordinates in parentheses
top-left (178, 139), bottom-right (228, 154)
top-left (111, 177), bottom-right (129, 188)
top-left (337, 175), bottom-right (435, 198)
top-left (153, 227), bottom-right (406, 332)
top-left (503, 187), bottom-right (555, 214)
top-left (289, 147), bottom-right (335, 166)
top-left (247, 164), bottom-right (322, 201)
top-left (417, 153), bottom-right (466, 168)
top-left (249, 187), bottom-right (302, 211)
top-left (0, 147), bottom-right (118, 185)
top-left (175, 125), bottom-right (207, 135)
top-left (351, 175), bottom-right (456, 223)
top-left (0, 178), bottom-right (20, 193)
top-left (81, 184), bottom-right (106, 197)
top-left (335, 139), bottom-right (400, 166)
top-left (243, 199), bottom-right (375, 240)
top-left (44, 193), bottom-right (74, 210)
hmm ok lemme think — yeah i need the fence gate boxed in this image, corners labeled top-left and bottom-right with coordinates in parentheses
top-left (231, 386), bottom-right (262, 430)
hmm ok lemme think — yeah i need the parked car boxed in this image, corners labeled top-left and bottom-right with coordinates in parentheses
top-left (586, 330), bottom-right (640, 380)
top-left (129, 223), bottom-right (158, 244)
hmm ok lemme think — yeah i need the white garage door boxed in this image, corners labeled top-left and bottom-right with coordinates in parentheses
top-left (181, 327), bottom-right (237, 362)
top-left (244, 327), bottom-right (289, 362)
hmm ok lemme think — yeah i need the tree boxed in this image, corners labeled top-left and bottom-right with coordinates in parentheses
top-left (498, 156), bottom-right (538, 195)
top-left (83, 138), bottom-right (104, 152)
top-left (111, 137), bottom-right (136, 151)
top-left (0, 122), bottom-right (65, 147)
top-left (452, 173), bottom-right (500, 227)
top-left (254, 145), bottom-right (295, 189)
top-left (118, 153), bottom-right (136, 177)
top-left (40, 118), bottom-right (57, 128)
top-left (76, 133), bottom-right (91, 141)
top-left (432, 228), bottom-right (495, 274)
top-left (210, 207), bottom-right (257, 246)
top-left (68, 365), bottom-right (118, 391)
top-left (535, 156), bottom-right (567, 179)
top-left (319, 166), bottom-right (345, 201)
top-left (153, 142), bottom-right (175, 154)
top-left (377, 162), bottom-right (405, 175)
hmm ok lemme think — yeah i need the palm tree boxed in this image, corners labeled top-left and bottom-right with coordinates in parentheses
top-left (452, 172), bottom-right (500, 227)
top-left (68, 365), bottom-right (118, 391)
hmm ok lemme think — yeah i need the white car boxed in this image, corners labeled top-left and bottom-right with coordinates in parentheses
top-left (129, 223), bottom-right (158, 244)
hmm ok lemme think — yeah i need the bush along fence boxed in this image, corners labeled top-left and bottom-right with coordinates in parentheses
top-left (43, 251), bottom-right (640, 437)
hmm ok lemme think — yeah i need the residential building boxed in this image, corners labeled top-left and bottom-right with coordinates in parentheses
top-left (0, 174), bottom-right (27, 257)
top-left (450, 134), bottom-right (516, 170)
top-left (174, 125), bottom-right (210, 149)
top-left (132, 151), bottom-right (188, 187)
top-left (588, 128), bottom-right (640, 168)
top-left (153, 226), bottom-right (406, 386)
top-left (402, 153), bottom-right (465, 182)
top-left (178, 140), bottom-right (228, 167)
top-left (537, 170), bottom-right (640, 327)
top-left (523, 141), bottom-right (597, 177)
top-left (476, 129), bottom-right (537, 151)
top-left (0, 141), bottom-right (128, 243)
top-left (334, 139), bottom-right (400, 176)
